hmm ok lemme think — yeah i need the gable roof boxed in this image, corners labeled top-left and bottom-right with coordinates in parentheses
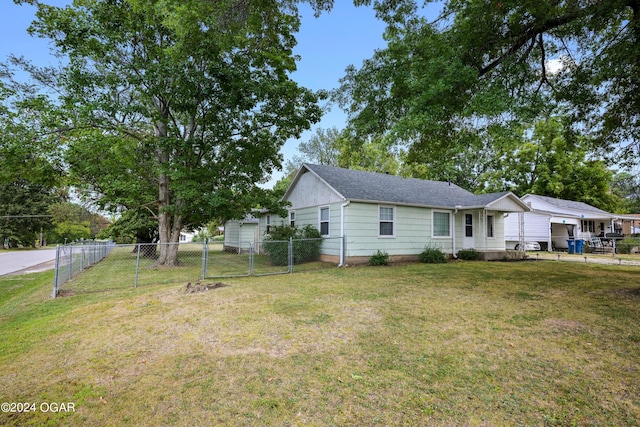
top-left (522, 194), bottom-right (638, 220)
top-left (285, 164), bottom-right (529, 211)
top-left (524, 194), bottom-right (612, 215)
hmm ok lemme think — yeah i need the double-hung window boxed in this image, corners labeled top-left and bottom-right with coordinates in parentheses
top-left (319, 206), bottom-right (330, 236)
top-left (379, 206), bottom-right (395, 237)
top-left (432, 211), bottom-right (451, 237)
top-left (289, 211), bottom-right (295, 227)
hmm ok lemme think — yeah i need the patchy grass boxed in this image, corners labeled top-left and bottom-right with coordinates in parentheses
top-left (1, 261), bottom-right (639, 426)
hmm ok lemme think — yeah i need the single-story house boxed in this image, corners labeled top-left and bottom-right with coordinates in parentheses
top-left (504, 194), bottom-right (631, 250)
top-left (223, 211), bottom-right (284, 253)
top-left (282, 164), bottom-right (531, 264)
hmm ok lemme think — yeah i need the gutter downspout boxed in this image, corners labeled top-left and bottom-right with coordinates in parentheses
top-left (339, 201), bottom-right (350, 266)
top-left (453, 206), bottom-right (461, 259)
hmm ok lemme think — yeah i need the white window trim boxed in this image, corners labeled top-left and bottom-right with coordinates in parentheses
top-left (432, 210), bottom-right (452, 238)
top-left (289, 210), bottom-right (296, 227)
top-left (319, 205), bottom-right (330, 236)
top-left (378, 205), bottom-right (396, 238)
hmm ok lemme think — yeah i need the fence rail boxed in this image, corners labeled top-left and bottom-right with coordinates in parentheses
top-left (52, 237), bottom-right (342, 297)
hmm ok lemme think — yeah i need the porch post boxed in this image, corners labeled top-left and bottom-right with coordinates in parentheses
top-left (483, 209), bottom-right (487, 251)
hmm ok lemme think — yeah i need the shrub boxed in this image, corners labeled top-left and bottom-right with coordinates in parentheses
top-left (617, 238), bottom-right (639, 255)
top-left (263, 224), bottom-right (322, 266)
top-left (293, 225), bottom-right (322, 264)
top-left (369, 250), bottom-right (389, 266)
top-left (457, 249), bottom-right (480, 260)
top-left (419, 246), bottom-right (447, 264)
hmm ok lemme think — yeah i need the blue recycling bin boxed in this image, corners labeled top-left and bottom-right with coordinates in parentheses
top-left (575, 239), bottom-right (584, 254)
top-left (567, 239), bottom-right (575, 254)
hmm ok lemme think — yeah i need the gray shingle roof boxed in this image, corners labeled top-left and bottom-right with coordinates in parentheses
top-left (302, 164), bottom-right (514, 209)
top-left (526, 195), bottom-right (611, 215)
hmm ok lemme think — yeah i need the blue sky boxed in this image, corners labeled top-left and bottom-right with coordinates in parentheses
top-left (0, 1), bottom-right (389, 187)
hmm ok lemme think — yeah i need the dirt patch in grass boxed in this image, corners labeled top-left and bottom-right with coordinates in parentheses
top-left (543, 318), bottom-right (590, 332)
top-left (183, 281), bottom-right (230, 293)
top-left (611, 287), bottom-right (640, 298)
top-left (56, 289), bottom-right (76, 297)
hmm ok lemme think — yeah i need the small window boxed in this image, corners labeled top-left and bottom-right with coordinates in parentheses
top-left (266, 215), bottom-right (271, 233)
top-left (433, 211), bottom-right (451, 237)
top-left (487, 215), bottom-right (494, 238)
top-left (289, 211), bottom-right (295, 227)
top-left (319, 207), bottom-right (330, 236)
top-left (379, 206), bottom-right (395, 237)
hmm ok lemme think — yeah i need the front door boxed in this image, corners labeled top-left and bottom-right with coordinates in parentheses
top-left (464, 213), bottom-right (474, 249)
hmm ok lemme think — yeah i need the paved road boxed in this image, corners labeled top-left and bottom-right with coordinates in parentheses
top-left (0, 249), bottom-right (57, 276)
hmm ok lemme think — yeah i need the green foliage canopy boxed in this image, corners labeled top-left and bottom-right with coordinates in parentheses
top-left (0, 180), bottom-right (60, 247)
top-left (22, 0), bottom-right (328, 264)
top-left (340, 0), bottom-right (640, 170)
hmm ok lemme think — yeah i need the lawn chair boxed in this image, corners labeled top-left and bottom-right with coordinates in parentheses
top-left (589, 236), bottom-right (605, 254)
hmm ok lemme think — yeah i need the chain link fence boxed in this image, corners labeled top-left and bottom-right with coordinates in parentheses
top-left (53, 241), bottom-right (115, 297)
top-left (53, 237), bottom-right (342, 297)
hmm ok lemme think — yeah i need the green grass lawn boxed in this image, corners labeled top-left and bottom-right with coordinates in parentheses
top-left (1, 261), bottom-right (639, 426)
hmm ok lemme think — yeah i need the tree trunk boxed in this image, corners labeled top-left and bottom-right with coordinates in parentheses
top-left (156, 171), bottom-right (183, 266)
top-left (154, 108), bottom-right (183, 266)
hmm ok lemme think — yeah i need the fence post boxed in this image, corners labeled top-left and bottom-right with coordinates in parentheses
top-left (52, 245), bottom-right (60, 298)
top-left (135, 244), bottom-right (141, 288)
top-left (288, 237), bottom-right (294, 273)
top-left (246, 242), bottom-right (253, 276)
top-left (68, 245), bottom-right (73, 281)
top-left (201, 239), bottom-right (207, 280)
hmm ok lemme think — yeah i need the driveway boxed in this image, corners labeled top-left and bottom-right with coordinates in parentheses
top-left (0, 249), bottom-right (58, 276)
top-left (529, 251), bottom-right (640, 266)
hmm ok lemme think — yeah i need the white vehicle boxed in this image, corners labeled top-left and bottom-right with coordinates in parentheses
top-left (514, 241), bottom-right (541, 251)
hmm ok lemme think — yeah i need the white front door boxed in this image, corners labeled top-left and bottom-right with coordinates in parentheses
top-left (463, 213), bottom-right (474, 249)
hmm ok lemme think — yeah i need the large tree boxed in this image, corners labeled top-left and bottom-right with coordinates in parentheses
top-left (20, 0), bottom-right (329, 265)
top-left (0, 180), bottom-right (60, 247)
top-left (0, 70), bottom-right (66, 248)
top-left (612, 171), bottom-right (640, 213)
top-left (481, 117), bottom-right (621, 211)
top-left (340, 0), bottom-right (640, 174)
top-left (285, 127), bottom-right (342, 175)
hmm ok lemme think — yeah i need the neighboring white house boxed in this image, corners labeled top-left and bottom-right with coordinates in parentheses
top-left (179, 230), bottom-right (196, 242)
top-left (282, 164), bottom-right (531, 264)
top-left (504, 194), bottom-right (629, 251)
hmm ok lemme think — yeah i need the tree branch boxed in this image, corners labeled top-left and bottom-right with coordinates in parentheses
top-left (478, 8), bottom-right (589, 77)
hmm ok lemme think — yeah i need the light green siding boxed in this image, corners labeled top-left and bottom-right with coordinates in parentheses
top-left (258, 214), bottom-right (285, 237)
top-left (343, 203), bottom-right (454, 258)
top-left (285, 202), bottom-right (508, 261)
top-left (287, 204), bottom-right (343, 258)
top-left (223, 221), bottom-right (240, 246)
top-left (223, 220), bottom-right (257, 251)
